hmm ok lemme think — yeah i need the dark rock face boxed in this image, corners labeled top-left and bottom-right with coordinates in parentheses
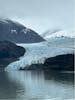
top-left (19, 64), bottom-right (44, 70)
top-left (0, 41), bottom-right (25, 70)
top-left (0, 41), bottom-right (25, 58)
top-left (0, 19), bottom-right (45, 43)
top-left (20, 54), bottom-right (74, 71)
top-left (44, 54), bottom-right (74, 71)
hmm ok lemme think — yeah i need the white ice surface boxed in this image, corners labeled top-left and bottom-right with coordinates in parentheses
top-left (5, 38), bottom-right (74, 71)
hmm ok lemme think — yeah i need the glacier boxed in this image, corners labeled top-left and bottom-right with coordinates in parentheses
top-left (5, 37), bottom-right (74, 71)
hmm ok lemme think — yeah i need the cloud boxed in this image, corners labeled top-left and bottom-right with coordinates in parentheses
top-left (0, 0), bottom-right (74, 33)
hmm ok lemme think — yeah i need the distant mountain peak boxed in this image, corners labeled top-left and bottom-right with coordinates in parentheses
top-left (41, 28), bottom-right (61, 37)
top-left (41, 29), bottom-right (75, 39)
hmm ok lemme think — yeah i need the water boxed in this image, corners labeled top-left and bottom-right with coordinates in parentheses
top-left (0, 70), bottom-right (74, 100)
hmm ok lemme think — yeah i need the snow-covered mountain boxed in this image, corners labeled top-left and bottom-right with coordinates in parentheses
top-left (0, 18), bottom-right (45, 43)
top-left (41, 28), bottom-right (61, 38)
top-left (6, 36), bottom-right (74, 71)
top-left (41, 29), bottom-right (75, 39)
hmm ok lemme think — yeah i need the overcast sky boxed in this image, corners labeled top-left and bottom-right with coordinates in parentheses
top-left (0, 0), bottom-right (74, 33)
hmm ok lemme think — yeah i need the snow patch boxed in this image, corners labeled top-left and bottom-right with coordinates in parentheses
top-left (11, 30), bottom-right (17, 34)
top-left (21, 28), bottom-right (31, 34)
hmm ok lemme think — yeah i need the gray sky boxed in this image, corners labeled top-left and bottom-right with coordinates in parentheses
top-left (0, 0), bottom-right (74, 33)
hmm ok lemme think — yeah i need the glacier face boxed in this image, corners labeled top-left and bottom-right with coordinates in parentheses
top-left (5, 37), bottom-right (74, 71)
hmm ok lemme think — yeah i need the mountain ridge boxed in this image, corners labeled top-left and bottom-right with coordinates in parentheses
top-left (41, 29), bottom-right (75, 39)
top-left (0, 18), bottom-right (45, 43)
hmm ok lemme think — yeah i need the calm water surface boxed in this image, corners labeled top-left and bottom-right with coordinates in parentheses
top-left (0, 70), bottom-right (74, 100)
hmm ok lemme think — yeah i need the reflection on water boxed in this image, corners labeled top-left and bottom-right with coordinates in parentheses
top-left (0, 72), bottom-right (24, 99)
top-left (0, 70), bottom-right (74, 100)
